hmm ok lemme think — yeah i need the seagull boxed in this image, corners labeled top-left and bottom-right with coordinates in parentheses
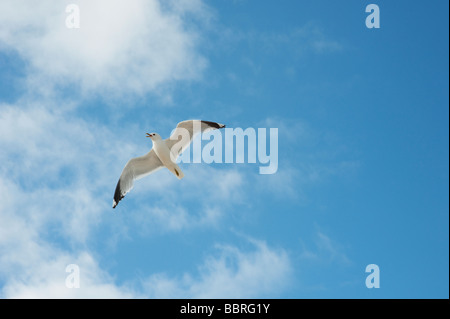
top-left (112, 120), bottom-right (225, 208)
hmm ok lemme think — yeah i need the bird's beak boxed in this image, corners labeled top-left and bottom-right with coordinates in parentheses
top-left (146, 133), bottom-right (151, 138)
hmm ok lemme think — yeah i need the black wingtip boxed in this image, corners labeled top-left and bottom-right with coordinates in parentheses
top-left (202, 120), bottom-right (226, 129)
top-left (113, 180), bottom-right (124, 209)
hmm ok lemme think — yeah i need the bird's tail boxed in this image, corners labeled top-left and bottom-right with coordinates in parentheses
top-left (171, 165), bottom-right (184, 180)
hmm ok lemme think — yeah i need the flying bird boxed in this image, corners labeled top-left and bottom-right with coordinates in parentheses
top-left (112, 120), bottom-right (225, 208)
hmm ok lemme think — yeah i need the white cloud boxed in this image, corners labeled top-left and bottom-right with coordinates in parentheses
top-left (0, 99), bottom-right (132, 243)
top-left (0, 177), bottom-right (106, 298)
top-left (0, 0), bottom-right (209, 98)
top-left (1, 249), bottom-right (135, 299)
top-left (143, 238), bottom-right (292, 298)
top-left (0, 159), bottom-right (290, 298)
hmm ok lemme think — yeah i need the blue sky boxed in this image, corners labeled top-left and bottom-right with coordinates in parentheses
top-left (0, 0), bottom-right (448, 298)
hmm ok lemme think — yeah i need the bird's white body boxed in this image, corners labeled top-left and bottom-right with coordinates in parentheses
top-left (151, 135), bottom-right (184, 179)
top-left (112, 120), bottom-right (225, 208)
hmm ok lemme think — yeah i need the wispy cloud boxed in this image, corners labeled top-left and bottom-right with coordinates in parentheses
top-left (257, 24), bottom-right (343, 56)
top-left (300, 230), bottom-right (351, 265)
top-left (1, 173), bottom-right (291, 299)
top-left (130, 165), bottom-right (245, 234)
top-left (142, 238), bottom-right (292, 298)
top-left (213, 22), bottom-right (343, 62)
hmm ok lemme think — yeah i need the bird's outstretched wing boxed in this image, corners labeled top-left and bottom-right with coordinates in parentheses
top-left (165, 120), bottom-right (225, 158)
top-left (113, 149), bottom-right (163, 208)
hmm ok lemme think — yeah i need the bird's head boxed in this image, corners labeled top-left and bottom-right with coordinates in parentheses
top-left (146, 132), bottom-right (162, 141)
